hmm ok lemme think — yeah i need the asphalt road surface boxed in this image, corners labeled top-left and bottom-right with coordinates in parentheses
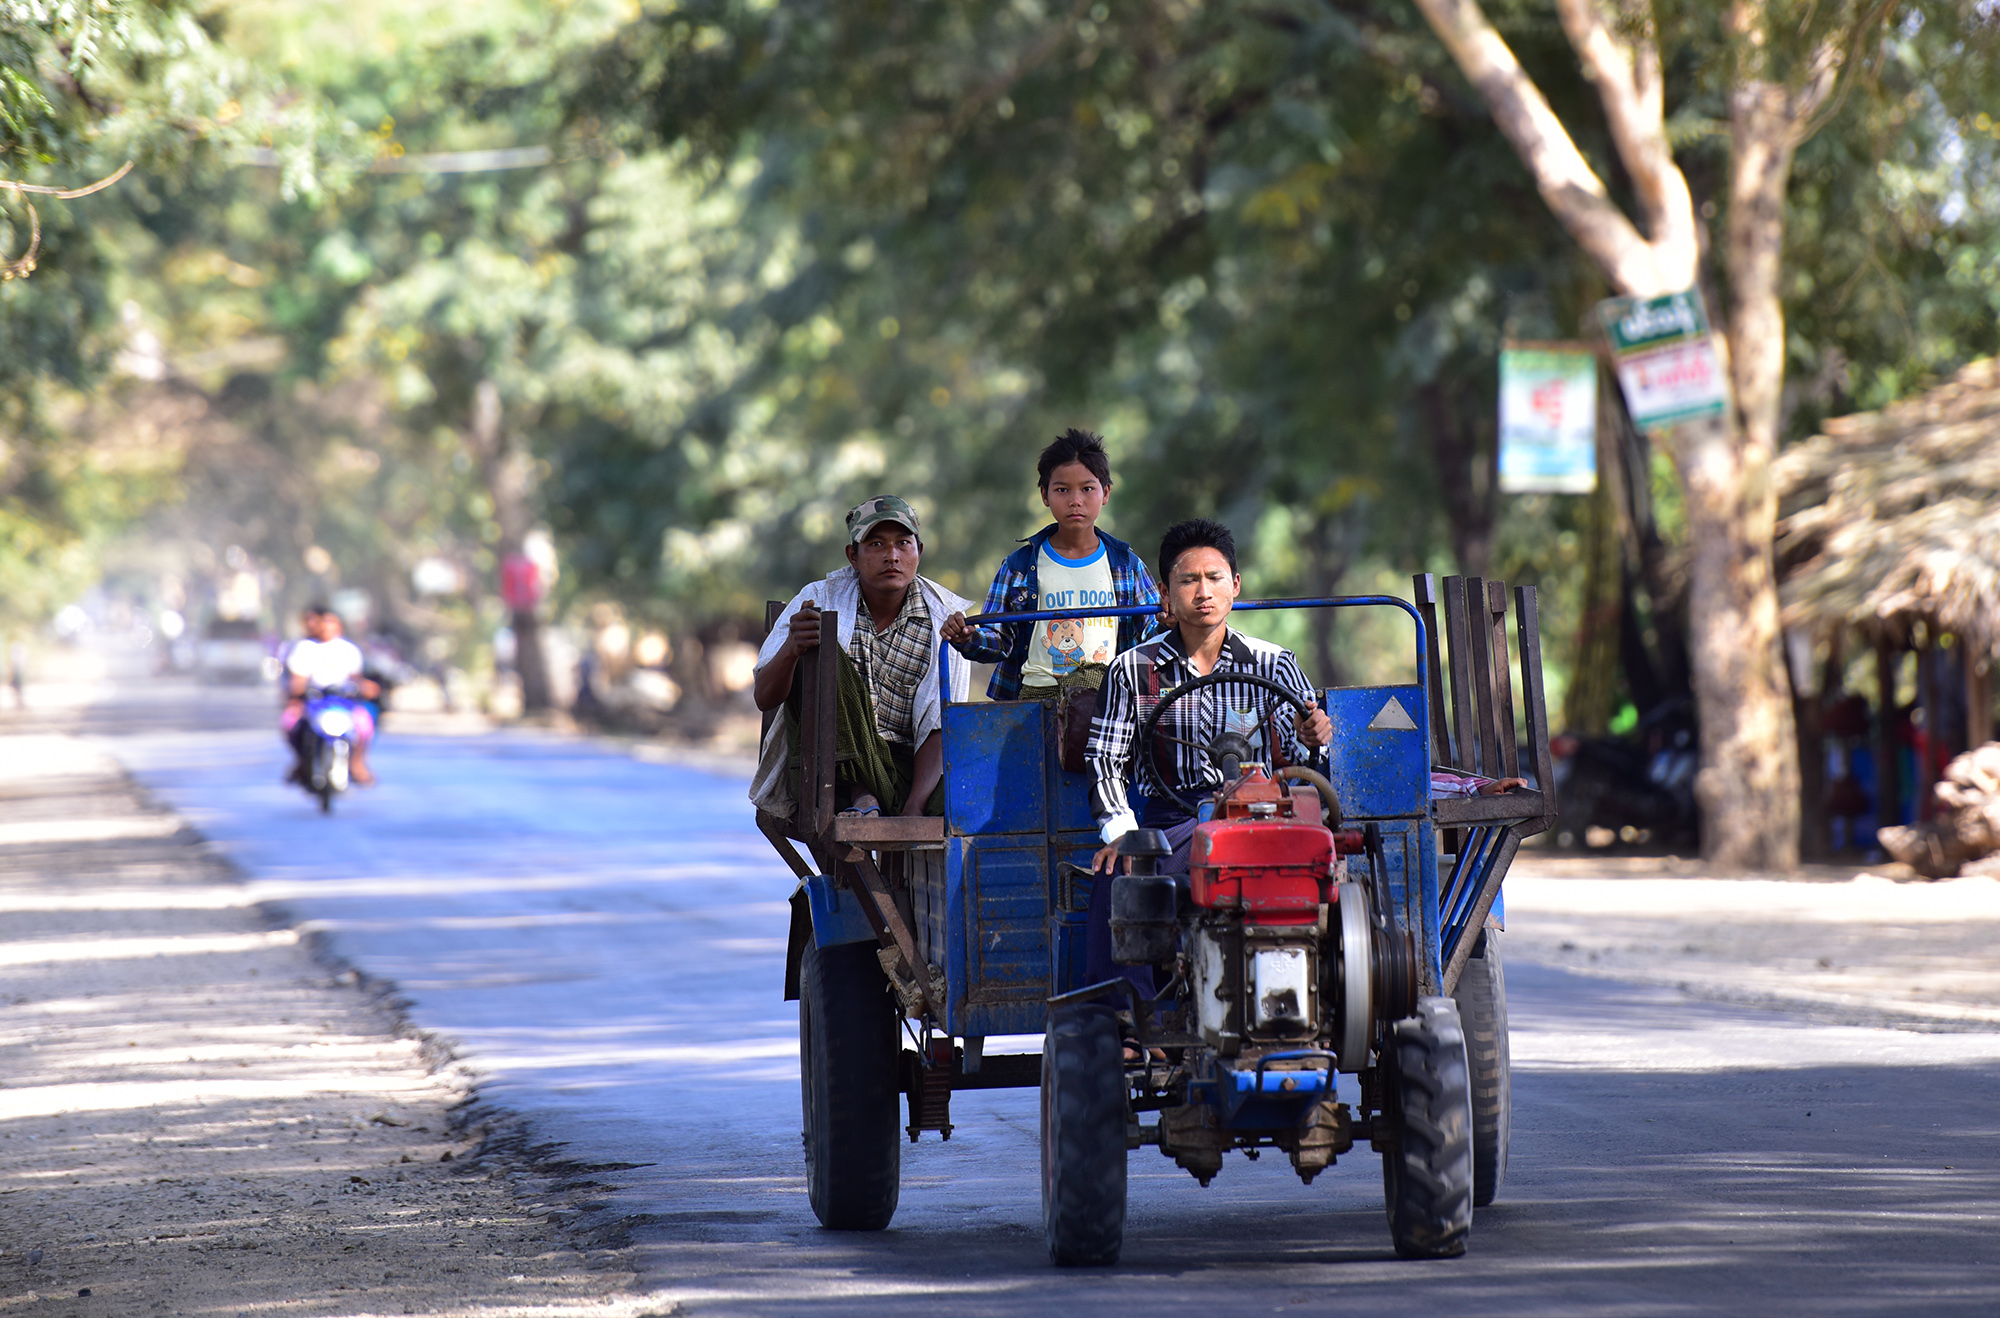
top-left (76, 677), bottom-right (2000, 1316)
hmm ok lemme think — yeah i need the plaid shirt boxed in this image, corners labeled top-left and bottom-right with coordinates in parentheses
top-left (1086, 627), bottom-right (1320, 843)
top-left (950, 525), bottom-right (1162, 699)
top-left (852, 585), bottom-right (932, 745)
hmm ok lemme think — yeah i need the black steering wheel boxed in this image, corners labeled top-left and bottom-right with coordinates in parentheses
top-left (1138, 670), bottom-right (1322, 817)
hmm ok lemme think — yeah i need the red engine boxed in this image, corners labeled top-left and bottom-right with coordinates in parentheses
top-left (1187, 768), bottom-right (1334, 926)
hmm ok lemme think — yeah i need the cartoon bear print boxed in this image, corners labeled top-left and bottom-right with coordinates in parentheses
top-left (1047, 617), bottom-right (1087, 676)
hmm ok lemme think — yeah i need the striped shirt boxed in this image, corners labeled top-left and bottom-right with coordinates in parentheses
top-left (1086, 627), bottom-right (1321, 844)
top-left (851, 586), bottom-right (932, 745)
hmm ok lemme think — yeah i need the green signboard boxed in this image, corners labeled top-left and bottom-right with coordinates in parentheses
top-left (1595, 289), bottom-right (1730, 431)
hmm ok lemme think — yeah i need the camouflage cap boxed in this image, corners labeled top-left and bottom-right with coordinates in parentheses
top-left (845, 494), bottom-right (922, 543)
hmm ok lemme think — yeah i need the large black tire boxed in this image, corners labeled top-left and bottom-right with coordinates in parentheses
top-left (1381, 996), bottom-right (1475, 1258)
top-left (1452, 927), bottom-right (1511, 1207)
top-left (1041, 1003), bottom-right (1127, 1266)
top-left (799, 936), bottom-right (901, 1230)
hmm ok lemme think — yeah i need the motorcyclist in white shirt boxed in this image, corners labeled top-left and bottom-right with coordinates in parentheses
top-left (283, 605), bottom-right (381, 786)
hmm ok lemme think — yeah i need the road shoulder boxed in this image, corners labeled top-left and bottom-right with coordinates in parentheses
top-left (0, 733), bottom-right (666, 1317)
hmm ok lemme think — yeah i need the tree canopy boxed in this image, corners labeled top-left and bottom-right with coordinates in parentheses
top-left (2, 0), bottom-right (1994, 728)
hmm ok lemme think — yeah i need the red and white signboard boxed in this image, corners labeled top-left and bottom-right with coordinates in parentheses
top-left (1597, 289), bottom-right (1731, 431)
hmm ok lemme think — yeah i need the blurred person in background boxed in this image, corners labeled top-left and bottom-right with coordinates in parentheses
top-left (283, 605), bottom-right (381, 787)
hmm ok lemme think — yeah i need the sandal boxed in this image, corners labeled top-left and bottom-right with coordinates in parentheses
top-left (840, 795), bottom-right (883, 817)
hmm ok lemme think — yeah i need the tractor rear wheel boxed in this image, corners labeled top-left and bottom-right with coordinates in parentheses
top-left (1380, 995), bottom-right (1474, 1258)
top-left (799, 936), bottom-right (901, 1230)
top-left (1452, 927), bottom-right (1511, 1206)
top-left (1041, 1002), bottom-right (1127, 1266)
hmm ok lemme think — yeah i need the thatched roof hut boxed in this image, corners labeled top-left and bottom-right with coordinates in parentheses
top-left (1773, 358), bottom-right (2000, 849)
top-left (1773, 357), bottom-right (2000, 652)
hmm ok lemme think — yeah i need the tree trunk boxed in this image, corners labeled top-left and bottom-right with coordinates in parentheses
top-left (1303, 512), bottom-right (1352, 688)
top-left (1420, 378), bottom-right (1497, 578)
top-left (1406, 0), bottom-right (1883, 872)
top-left (1660, 406), bottom-right (1798, 869)
top-left (466, 378), bottom-right (552, 713)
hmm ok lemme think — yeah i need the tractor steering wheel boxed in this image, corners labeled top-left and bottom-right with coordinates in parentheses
top-left (1137, 670), bottom-right (1322, 817)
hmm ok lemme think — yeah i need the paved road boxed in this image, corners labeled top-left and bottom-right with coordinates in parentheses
top-left (78, 678), bottom-right (2000, 1315)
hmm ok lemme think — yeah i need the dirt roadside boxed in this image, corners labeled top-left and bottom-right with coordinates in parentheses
top-left (1505, 853), bottom-right (2000, 1030)
top-left (0, 734), bottom-right (669, 1318)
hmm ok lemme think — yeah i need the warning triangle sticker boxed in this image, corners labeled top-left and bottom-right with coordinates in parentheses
top-left (1366, 696), bottom-right (1418, 732)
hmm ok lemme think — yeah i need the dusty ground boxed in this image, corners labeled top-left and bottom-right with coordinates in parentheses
top-left (1506, 852), bottom-right (2000, 1029)
top-left (0, 735), bottom-right (668, 1318)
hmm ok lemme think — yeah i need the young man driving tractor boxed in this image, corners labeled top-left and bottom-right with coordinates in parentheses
top-left (1081, 519), bottom-right (1336, 990)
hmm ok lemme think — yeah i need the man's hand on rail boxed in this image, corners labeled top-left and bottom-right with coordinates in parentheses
top-left (940, 610), bottom-right (969, 643)
top-left (785, 601), bottom-right (821, 655)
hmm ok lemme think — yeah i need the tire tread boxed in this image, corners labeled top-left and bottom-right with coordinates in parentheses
top-left (800, 938), bottom-right (901, 1230)
top-left (1381, 995), bottom-right (1474, 1258)
top-left (1453, 929), bottom-right (1511, 1207)
top-left (1042, 1004), bottom-right (1126, 1266)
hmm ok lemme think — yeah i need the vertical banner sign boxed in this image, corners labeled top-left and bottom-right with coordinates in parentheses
top-left (1596, 288), bottom-right (1730, 431)
top-left (1499, 346), bottom-right (1598, 493)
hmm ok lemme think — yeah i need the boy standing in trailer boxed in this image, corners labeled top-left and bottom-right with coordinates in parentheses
top-left (941, 428), bottom-right (1160, 699)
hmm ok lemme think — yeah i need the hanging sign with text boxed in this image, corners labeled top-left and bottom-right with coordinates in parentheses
top-left (1499, 345), bottom-right (1598, 493)
top-left (1596, 288), bottom-right (1730, 431)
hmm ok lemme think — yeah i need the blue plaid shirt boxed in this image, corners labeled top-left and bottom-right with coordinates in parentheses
top-left (949, 525), bottom-right (1163, 700)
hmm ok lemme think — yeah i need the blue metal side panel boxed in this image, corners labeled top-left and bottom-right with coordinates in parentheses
top-left (910, 851), bottom-right (949, 982)
top-left (945, 837), bottom-right (970, 1033)
top-left (1364, 820), bottom-right (1443, 992)
top-left (1415, 819), bottom-right (1441, 989)
top-left (1049, 835), bottom-right (1100, 997)
top-left (944, 703), bottom-right (1047, 836)
top-left (1323, 685), bottom-right (1429, 821)
top-left (957, 836), bottom-right (1053, 1036)
top-left (1053, 760), bottom-right (1097, 833)
top-left (804, 873), bottom-right (876, 947)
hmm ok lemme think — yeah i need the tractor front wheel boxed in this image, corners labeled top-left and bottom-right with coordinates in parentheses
top-left (1041, 1002), bottom-right (1127, 1266)
top-left (799, 936), bottom-right (901, 1230)
top-left (1380, 996), bottom-right (1475, 1258)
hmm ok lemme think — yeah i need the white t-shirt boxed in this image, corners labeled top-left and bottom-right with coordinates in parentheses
top-left (286, 637), bottom-right (366, 691)
top-left (1020, 540), bottom-right (1119, 687)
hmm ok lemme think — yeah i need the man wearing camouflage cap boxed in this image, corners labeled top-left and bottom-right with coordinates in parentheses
top-left (752, 496), bottom-right (974, 818)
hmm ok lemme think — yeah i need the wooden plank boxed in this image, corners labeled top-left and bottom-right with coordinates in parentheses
top-left (756, 810), bottom-right (816, 879)
top-left (1514, 585), bottom-right (1558, 835)
top-left (801, 610), bottom-right (839, 839)
top-left (1465, 576), bottom-right (1499, 778)
top-left (1412, 573), bottom-right (1454, 768)
top-left (1487, 580), bottom-right (1521, 779)
top-left (1432, 790), bottom-right (1547, 826)
top-left (832, 815), bottom-right (948, 848)
top-left (1440, 576), bottom-right (1479, 772)
top-left (846, 849), bottom-right (937, 1019)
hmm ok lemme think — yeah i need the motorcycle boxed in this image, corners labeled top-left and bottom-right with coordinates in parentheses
top-left (297, 686), bottom-right (366, 813)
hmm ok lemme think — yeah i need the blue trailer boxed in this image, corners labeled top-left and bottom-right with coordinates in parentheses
top-left (757, 572), bottom-right (1555, 1261)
